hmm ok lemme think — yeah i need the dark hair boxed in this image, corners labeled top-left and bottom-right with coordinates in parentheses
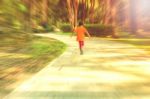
top-left (78, 21), bottom-right (84, 26)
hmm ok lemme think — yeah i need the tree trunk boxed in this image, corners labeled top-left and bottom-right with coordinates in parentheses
top-left (66, 0), bottom-right (79, 28)
top-left (81, 0), bottom-right (86, 22)
top-left (110, 0), bottom-right (118, 38)
top-left (129, 0), bottom-right (138, 34)
top-left (73, 0), bottom-right (79, 27)
top-left (66, 0), bottom-right (74, 28)
top-left (41, 0), bottom-right (48, 26)
top-left (21, 0), bottom-right (32, 32)
top-left (89, 0), bottom-right (95, 23)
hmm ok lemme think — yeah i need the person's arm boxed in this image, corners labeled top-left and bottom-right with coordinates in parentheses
top-left (85, 29), bottom-right (91, 38)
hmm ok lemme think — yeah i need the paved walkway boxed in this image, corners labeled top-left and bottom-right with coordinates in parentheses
top-left (4, 33), bottom-right (150, 99)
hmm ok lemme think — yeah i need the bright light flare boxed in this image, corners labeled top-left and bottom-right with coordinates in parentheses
top-left (139, 0), bottom-right (150, 12)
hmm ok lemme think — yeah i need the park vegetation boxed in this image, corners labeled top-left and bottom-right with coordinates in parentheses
top-left (0, 0), bottom-right (149, 37)
top-left (0, 0), bottom-right (150, 97)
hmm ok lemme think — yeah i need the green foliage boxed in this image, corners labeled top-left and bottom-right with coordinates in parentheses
top-left (59, 24), bottom-right (72, 32)
top-left (85, 24), bottom-right (114, 37)
top-left (32, 25), bottom-right (54, 33)
top-left (18, 4), bottom-right (28, 13)
top-left (28, 37), bottom-right (66, 58)
top-left (60, 24), bottom-right (114, 37)
top-left (48, 0), bottom-right (68, 24)
top-left (0, 0), bottom-right (26, 30)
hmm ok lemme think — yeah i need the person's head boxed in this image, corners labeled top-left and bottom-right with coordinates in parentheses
top-left (78, 21), bottom-right (84, 26)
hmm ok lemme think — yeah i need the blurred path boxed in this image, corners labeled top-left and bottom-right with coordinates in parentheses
top-left (4, 33), bottom-right (150, 99)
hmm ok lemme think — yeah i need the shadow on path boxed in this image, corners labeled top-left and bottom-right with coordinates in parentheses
top-left (4, 33), bottom-right (150, 99)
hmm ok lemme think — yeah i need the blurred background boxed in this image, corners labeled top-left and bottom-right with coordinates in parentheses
top-left (0, 0), bottom-right (149, 37)
top-left (0, 0), bottom-right (150, 98)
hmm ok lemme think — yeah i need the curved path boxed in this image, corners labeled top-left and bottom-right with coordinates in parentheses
top-left (4, 33), bottom-right (150, 99)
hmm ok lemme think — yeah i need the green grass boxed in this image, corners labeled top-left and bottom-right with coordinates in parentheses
top-left (56, 32), bottom-right (72, 36)
top-left (103, 31), bottom-right (150, 54)
top-left (26, 36), bottom-right (66, 58)
top-left (107, 38), bottom-right (150, 54)
top-left (0, 32), bottom-right (66, 97)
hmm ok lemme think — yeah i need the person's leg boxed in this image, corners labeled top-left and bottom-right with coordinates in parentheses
top-left (79, 41), bottom-right (84, 55)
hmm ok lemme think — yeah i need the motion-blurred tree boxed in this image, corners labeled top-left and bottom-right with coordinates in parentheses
top-left (66, 0), bottom-right (79, 28)
top-left (129, 0), bottom-right (138, 34)
top-left (0, 0), bottom-right (149, 35)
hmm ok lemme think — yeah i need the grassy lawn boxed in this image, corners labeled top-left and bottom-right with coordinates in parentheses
top-left (0, 32), bottom-right (66, 97)
top-left (55, 32), bottom-right (72, 36)
top-left (106, 38), bottom-right (150, 54)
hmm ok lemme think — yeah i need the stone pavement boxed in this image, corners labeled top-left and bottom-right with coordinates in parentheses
top-left (4, 33), bottom-right (150, 99)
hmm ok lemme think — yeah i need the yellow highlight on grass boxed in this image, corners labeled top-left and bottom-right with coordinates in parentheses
top-left (0, 52), bottom-right (32, 58)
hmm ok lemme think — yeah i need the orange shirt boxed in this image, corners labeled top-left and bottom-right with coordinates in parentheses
top-left (74, 26), bottom-right (87, 41)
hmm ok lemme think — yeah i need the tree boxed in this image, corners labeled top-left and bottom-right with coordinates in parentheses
top-left (79, 0), bottom-right (87, 22)
top-left (66, 0), bottom-right (79, 28)
top-left (41, 0), bottom-right (49, 26)
top-left (89, 0), bottom-right (95, 23)
top-left (129, 0), bottom-right (138, 34)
